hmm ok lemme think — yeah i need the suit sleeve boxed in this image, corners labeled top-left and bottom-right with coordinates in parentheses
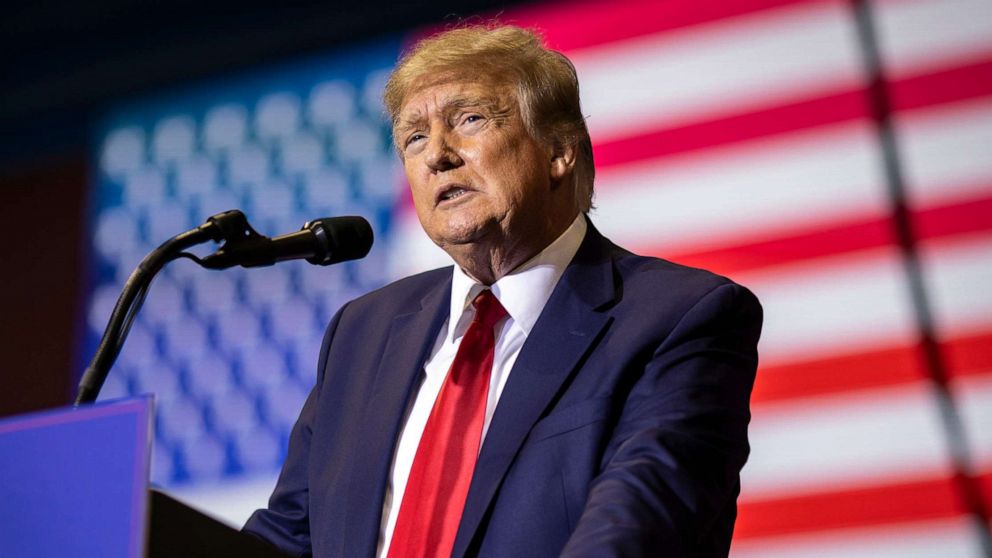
top-left (241, 304), bottom-right (348, 558)
top-left (561, 282), bottom-right (762, 557)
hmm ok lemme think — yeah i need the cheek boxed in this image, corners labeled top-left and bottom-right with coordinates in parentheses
top-left (404, 164), bottom-right (433, 210)
top-left (458, 144), bottom-right (483, 169)
top-left (404, 159), bottom-right (425, 188)
top-left (498, 148), bottom-right (548, 200)
top-left (479, 139), bottom-right (526, 183)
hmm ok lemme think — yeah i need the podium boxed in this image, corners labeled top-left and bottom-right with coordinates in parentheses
top-left (0, 397), bottom-right (290, 558)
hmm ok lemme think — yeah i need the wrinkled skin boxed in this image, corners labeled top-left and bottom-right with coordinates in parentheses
top-left (395, 80), bottom-right (578, 284)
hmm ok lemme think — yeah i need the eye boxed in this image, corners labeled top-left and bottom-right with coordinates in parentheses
top-left (405, 133), bottom-right (426, 147)
top-left (461, 114), bottom-right (484, 126)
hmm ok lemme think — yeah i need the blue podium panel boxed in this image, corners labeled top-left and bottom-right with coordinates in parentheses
top-left (0, 397), bottom-right (152, 558)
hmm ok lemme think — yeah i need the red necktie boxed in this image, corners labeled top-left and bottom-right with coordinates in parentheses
top-left (387, 290), bottom-right (508, 558)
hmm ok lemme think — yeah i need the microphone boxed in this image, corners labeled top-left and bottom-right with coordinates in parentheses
top-left (200, 216), bottom-right (374, 269)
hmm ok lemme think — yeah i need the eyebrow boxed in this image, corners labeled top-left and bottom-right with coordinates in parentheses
top-left (395, 94), bottom-right (505, 133)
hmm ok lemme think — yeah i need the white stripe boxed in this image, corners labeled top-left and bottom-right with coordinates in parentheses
top-left (571, 1), bottom-right (864, 143)
top-left (740, 248), bottom-right (917, 365)
top-left (590, 121), bottom-right (888, 255)
top-left (921, 234), bottom-right (992, 336)
top-left (900, 99), bottom-right (992, 207)
top-left (742, 382), bottom-right (952, 499)
top-left (731, 517), bottom-right (984, 558)
top-left (955, 373), bottom-right (992, 466)
top-left (876, 0), bottom-right (992, 78)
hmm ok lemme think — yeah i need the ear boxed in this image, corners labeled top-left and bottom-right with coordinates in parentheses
top-left (550, 140), bottom-right (577, 184)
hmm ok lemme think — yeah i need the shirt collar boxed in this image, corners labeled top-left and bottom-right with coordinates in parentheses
top-left (447, 213), bottom-right (588, 341)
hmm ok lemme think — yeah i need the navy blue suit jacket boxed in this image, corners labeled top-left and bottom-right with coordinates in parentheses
top-left (244, 222), bottom-right (762, 557)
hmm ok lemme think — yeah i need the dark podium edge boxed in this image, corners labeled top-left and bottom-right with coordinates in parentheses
top-left (148, 489), bottom-right (292, 558)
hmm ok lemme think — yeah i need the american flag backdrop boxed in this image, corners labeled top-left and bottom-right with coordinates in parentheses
top-left (84, 0), bottom-right (992, 555)
top-left (391, 0), bottom-right (992, 555)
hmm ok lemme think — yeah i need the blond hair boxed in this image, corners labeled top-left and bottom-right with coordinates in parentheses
top-left (384, 24), bottom-right (595, 212)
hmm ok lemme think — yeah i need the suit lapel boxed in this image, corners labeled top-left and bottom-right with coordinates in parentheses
top-left (452, 226), bottom-right (619, 558)
top-left (341, 276), bottom-right (451, 557)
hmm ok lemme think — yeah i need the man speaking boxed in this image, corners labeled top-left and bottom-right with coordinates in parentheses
top-left (245, 25), bottom-right (762, 558)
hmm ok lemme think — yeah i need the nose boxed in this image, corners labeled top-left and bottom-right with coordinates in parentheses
top-left (425, 130), bottom-right (463, 172)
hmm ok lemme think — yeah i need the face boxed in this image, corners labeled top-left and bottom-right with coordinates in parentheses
top-left (395, 80), bottom-right (571, 266)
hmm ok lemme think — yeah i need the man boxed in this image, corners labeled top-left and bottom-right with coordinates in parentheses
top-left (245, 25), bottom-right (762, 558)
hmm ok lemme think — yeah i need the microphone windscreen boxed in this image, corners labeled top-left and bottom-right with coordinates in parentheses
top-left (306, 216), bottom-right (374, 265)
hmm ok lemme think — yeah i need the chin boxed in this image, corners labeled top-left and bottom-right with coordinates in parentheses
top-left (430, 221), bottom-right (494, 248)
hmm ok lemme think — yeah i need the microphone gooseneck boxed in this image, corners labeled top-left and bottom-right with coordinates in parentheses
top-left (75, 209), bottom-right (374, 405)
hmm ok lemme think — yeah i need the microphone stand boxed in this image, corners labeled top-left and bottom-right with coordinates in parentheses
top-left (74, 210), bottom-right (253, 405)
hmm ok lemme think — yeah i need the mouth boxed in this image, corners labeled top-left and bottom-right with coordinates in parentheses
top-left (435, 184), bottom-right (474, 206)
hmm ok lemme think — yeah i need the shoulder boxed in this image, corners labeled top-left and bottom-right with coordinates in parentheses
top-left (595, 239), bottom-right (763, 362)
top-left (315, 265), bottom-right (451, 369)
top-left (336, 265), bottom-right (452, 319)
top-left (608, 233), bottom-right (755, 292)
top-left (603, 239), bottom-right (761, 324)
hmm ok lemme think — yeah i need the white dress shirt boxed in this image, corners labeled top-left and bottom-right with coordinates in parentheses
top-left (377, 214), bottom-right (587, 557)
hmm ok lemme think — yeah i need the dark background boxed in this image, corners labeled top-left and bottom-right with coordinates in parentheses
top-left (0, 0), bottom-right (519, 418)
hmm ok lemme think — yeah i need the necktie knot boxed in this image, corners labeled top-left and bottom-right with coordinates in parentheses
top-left (471, 290), bottom-right (507, 329)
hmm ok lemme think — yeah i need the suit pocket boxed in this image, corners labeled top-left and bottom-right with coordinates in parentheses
top-left (528, 396), bottom-right (613, 443)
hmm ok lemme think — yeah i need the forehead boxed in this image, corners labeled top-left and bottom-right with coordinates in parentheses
top-left (396, 80), bottom-right (516, 125)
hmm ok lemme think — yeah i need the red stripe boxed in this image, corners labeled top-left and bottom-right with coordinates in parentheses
top-left (914, 191), bottom-right (992, 241)
top-left (892, 56), bottom-right (992, 112)
top-left (594, 55), bottom-right (992, 172)
top-left (751, 329), bottom-right (992, 405)
top-left (594, 89), bottom-right (869, 169)
top-left (487, 0), bottom-right (821, 53)
top-left (734, 473), bottom-right (980, 540)
top-left (752, 342), bottom-right (927, 404)
top-left (661, 215), bottom-right (894, 276)
top-left (407, 0), bottom-right (822, 63)
top-left (945, 330), bottom-right (992, 379)
top-left (634, 193), bottom-right (992, 276)
top-left (982, 473), bottom-right (992, 510)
